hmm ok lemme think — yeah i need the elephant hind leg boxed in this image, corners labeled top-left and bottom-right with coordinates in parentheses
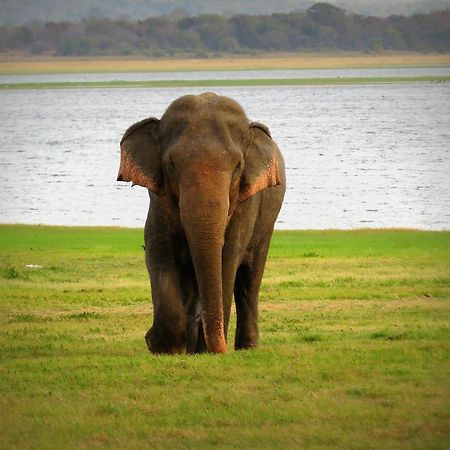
top-left (195, 321), bottom-right (208, 353)
top-left (186, 314), bottom-right (207, 354)
top-left (234, 238), bottom-right (271, 350)
top-left (182, 269), bottom-right (208, 354)
top-left (186, 301), bottom-right (208, 354)
top-left (234, 264), bottom-right (259, 349)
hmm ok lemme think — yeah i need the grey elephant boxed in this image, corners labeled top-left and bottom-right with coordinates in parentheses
top-left (117, 93), bottom-right (285, 354)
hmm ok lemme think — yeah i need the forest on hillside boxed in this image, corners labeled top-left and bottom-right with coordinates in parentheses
top-left (1, 0), bottom-right (450, 24)
top-left (1, 3), bottom-right (449, 56)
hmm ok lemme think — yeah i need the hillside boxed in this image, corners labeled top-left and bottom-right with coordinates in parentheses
top-left (1, 3), bottom-right (449, 56)
top-left (0, 0), bottom-right (449, 24)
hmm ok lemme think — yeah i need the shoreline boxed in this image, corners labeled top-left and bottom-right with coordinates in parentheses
top-left (1, 75), bottom-right (449, 90)
top-left (1, 224), bottom-right (449, 233)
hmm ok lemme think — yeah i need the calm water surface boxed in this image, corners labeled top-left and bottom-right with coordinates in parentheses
top-left (1, 82), bottom-right (449, 229)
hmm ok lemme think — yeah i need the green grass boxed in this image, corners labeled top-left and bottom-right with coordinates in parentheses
top-left (1, 76), bottom-right (450, 90)
top-left (1, 225), bottom-right (449, 449)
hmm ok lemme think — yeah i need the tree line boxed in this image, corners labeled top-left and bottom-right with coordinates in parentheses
top-left (2, 0), bottom-right (449, 24)
top-left (1, 3), bottom-right (449, 56)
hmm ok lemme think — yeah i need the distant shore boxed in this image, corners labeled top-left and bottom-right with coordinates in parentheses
top-left (1, 52), bottom-right (449, 75)
top-left (2, 76), bottom-right (449, 90)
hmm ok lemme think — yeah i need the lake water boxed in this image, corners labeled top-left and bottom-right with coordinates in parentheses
top-left (1, 73), bottom-right (449, 230)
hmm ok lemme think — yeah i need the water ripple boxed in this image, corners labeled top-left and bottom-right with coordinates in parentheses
top-left (1, 82), bottom-right (449, 229)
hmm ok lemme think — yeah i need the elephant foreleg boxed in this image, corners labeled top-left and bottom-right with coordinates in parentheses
top-left (146, 270), bottom-right (187, 354)
top-left (145, 212), bottom-right (188, 354)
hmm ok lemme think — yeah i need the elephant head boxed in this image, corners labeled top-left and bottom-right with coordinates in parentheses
top-left (117, 93), bottom-right (281, 353)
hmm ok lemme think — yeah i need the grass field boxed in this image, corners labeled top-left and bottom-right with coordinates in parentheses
top-left (2, 76), bottom-right (450, 90)
top-left (1, 225), bottom-right (449, 449)
top-left (1, 52), bottom-right (450, 75)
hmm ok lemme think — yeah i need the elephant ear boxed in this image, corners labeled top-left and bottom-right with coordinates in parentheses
top-left (117, 117), bottom-right (164, 195)
top-left (239, 122), bottom-right (281, 202)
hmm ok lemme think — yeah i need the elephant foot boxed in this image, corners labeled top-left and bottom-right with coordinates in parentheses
top-left (235, 320), bottom-right (259, 350)
top-left (234, 334), bottom-right (258, 351)
top-left (235, 342), bottom-right (257, 351)
top-left (145, 326), bottom-right (186, 355)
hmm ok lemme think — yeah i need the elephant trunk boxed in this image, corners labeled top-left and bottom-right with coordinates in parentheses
top-left (179, 171), bottom-right (229, 353)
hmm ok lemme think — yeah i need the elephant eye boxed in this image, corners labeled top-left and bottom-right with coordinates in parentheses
top-left (232, 161), bottom-right (242, 180)
top-left (167, 156), bottom-right (176, 172)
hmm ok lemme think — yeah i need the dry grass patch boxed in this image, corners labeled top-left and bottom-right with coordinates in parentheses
top-left (1, 52), bottom-right (449, 74)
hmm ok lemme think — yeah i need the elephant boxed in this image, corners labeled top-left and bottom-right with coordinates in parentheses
top-left (117, 92), bottom-right (285, 354)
